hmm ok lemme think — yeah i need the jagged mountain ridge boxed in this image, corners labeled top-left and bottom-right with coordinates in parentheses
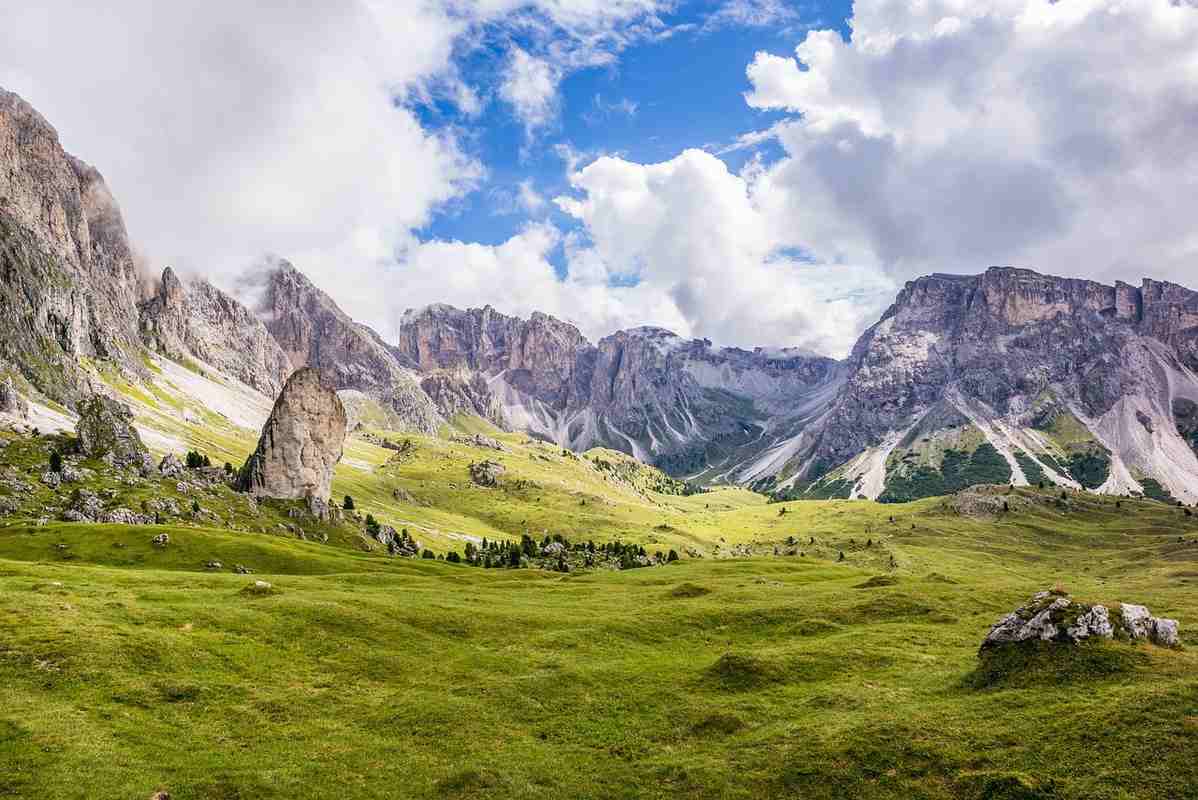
top-left (2, 86), bottom-right (1197, 504)
top-left (394, 304), bottom-right (844, 477)
top-left (139, 267), bottom-right (293, 397)
top-left (779, 269), bottom-right (1198, 504)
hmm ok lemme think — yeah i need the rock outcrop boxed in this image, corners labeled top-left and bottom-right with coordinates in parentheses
top-left (139, 267), bottom-right (293, 396)
top-left (468, 460), bottom-right (505, 488)
top-left (0, 378), bottom-right (28, 419)
top-left (0, 88), bottom-right (146, 406)
top-left (981, 591), bottom-right (1180, 653)
top-left (250, 259), bottom-right (441, 434)
top-left (237, 368), bottom-right (347, 502)
top-left (74, 395), bottom-right (150, 468)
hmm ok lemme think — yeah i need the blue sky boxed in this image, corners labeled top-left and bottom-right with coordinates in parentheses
top-left (8, 0), bottom-right (1195, 355)
top-left (414, 0), bottom-right (854, 257)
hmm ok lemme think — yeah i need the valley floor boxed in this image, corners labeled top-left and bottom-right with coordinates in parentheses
top-left (3, 486), bottom-right (1198, 799)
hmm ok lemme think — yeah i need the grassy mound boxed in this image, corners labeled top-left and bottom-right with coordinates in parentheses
top-left (704, 652), bottom-right (786, 691)
top-left (963, 640), bottom-right (1150, 690)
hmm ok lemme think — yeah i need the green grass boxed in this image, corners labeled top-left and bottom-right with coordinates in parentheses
top-left (3, 465), bottom-right (1198, 798)
top-left (6, 370), bottom-right (1198, 798)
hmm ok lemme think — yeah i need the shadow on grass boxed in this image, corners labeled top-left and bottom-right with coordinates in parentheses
top-left (962, 640), bottom-right (1149, 691)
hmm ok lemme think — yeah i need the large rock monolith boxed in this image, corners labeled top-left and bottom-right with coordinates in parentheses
top-left (237, 368), bottom-right (346, 502)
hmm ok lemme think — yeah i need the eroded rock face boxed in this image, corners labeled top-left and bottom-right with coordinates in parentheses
top-left (0, 88), bottom-right (145, 406)
top-left (74, 395), bottom-right (149, 467)
top-left (251, 260), bottom-right (441, 434)
top-left (139, 267), bottom-right (293, 396)
top-left (396, 304), bottom-right (842, 471)
top-left (981, 591), bottom-right (1180, 653)
top-left (237, 368), bottom-right (347, 502)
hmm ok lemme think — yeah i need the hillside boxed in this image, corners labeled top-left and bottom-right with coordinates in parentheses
top-left (3, 464), bottom-right (1197, 797)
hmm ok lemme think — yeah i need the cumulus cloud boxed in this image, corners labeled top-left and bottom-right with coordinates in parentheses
top-left (744, 0), bottom-right (1198, 284)
top-left (553, 149), bottom-right (895, 354)
top-left (0, 0), bottom-right (669, 332)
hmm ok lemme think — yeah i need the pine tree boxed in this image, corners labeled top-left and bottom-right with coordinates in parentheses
top-left (49, 451), bottom-right (63, 473)
top-left (343, 495), bottom-right (355, 511)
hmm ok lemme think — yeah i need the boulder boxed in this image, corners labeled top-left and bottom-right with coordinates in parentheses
top-left (75, 395), bottom-right (149, 467)
top-left (151, 533), bottom-right (170, 547)
top-left (236, 368), bottom-right (347, 502)
top-left (982, 591), bottom-right (1181, 653)
top-left (452, 433), bottom-right (508, 452)
top-left (469, 460), bottom-right (505, 488)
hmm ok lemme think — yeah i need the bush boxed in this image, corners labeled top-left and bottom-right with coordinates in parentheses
top-left (343, 495), bottom-right (355, 511)
top-left (223, 462), bottom-right (234, 474)
top-left (667, 549), bottom-right (679, 562)
top-left (421, 549), bottom-right (435, 560)
top-left (446, 551), bottom-right (461, 564)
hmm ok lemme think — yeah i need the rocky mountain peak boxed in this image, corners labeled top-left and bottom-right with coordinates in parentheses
top-left (252, 258), bottom-right (442, 434)
top-left (138, 266), bottom-right (293, 397)
top-left (0, 86), bottom-right (145, 406)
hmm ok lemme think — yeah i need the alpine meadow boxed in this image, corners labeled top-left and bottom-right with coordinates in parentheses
top-left (3, 1), bottom-right (1198, 798)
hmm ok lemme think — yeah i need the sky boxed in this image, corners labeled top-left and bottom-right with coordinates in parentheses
top-left (2, 0), bottom-right (1197, 357)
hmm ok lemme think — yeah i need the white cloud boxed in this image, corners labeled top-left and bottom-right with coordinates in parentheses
top-left (500, 48), bottom-right (562, 134)
top-left (552, 149), bottom-right (895, 354)
top-left (744, 0), bottom-right (1198, 284)
top-left (0, 0), bottom-right (670, 327)
top-left (705, 0), bottom-right (800, 30)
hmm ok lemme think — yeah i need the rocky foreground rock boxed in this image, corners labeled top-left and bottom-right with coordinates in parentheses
top-left (237, 368), bottom-right (347, 502)
top-left (981, 591), bottom-right (1180, 653)
top-left (74, 394), bottom-right (150, 468)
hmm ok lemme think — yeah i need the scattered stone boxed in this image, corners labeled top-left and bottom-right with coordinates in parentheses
top-left (204, 560), bottom-right (223, 570)
top-left (237, 368), bottom-right (347, 503)
top-left (152, 533), bottom-right (170, 547)
top-left (233, 564), bottom-right (252, 574)
top-left (982, 591), bottom-right (1181, 652)
top-left (103, 508), bottom-right (153, 525)
top-left (59, 464), bottom-right (84, 483)
top-left (541, 541), bottom-right (566, 557)
top-left (41, 471), bottom-right (61, 489)
top-left (74, 394), bottom-right (150, 466)
top-left (452, 433), bottom-right (508, 452)
top-left (159, 453), bottom-right (185, 478)
top-left (469, 460), bottom-right (505, 488)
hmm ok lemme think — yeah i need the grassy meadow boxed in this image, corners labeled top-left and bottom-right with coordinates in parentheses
top-left (3, 385), bottom-right (1198, 798)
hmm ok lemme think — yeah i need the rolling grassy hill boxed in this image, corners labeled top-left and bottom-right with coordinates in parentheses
top-left (4, 359), bottom-right (1198, 798)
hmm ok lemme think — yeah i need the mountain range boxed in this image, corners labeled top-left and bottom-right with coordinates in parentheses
top-left (3, 87), bottom-right (1197, 503)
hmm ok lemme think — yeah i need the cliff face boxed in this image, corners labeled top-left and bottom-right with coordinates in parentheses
top-left (255, 260), bottom-right (442, 434)
top-left (0, 88), bottom-right (145, 405)
top-left (138, 267), bottom-right (294, 397)
top-left (396, 306), bottom-right (842, 476)
top-left (788, 268), bottom-right (1198, 504)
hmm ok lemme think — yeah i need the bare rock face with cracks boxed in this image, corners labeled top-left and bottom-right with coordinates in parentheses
top-left (237, 368), bottom-right (348, 503)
